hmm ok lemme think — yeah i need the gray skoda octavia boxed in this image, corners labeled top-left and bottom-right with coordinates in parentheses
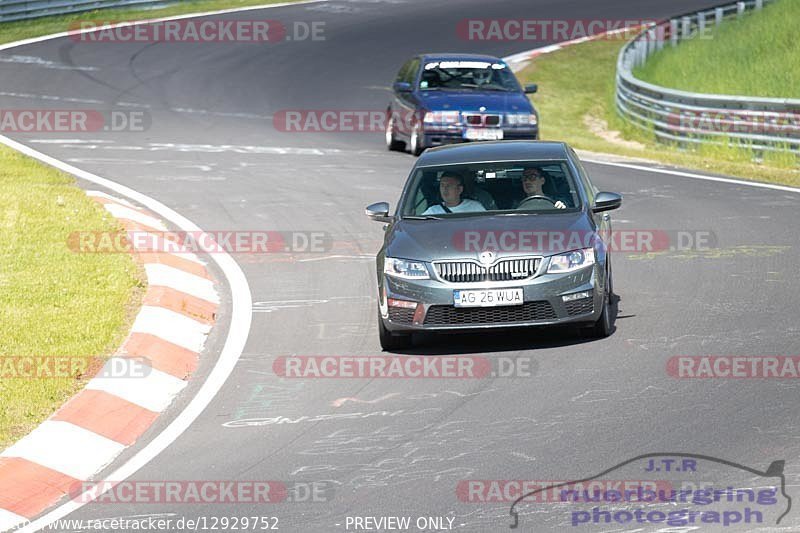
top-left (366, 141), bottom-right (622, 350)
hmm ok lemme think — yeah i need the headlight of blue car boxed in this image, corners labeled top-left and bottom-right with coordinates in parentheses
top-left (505, 113), bottom-right (538, 126)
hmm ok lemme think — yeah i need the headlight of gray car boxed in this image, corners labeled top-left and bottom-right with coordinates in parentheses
top-left (547, 247), bottom-right (595, 273)
top-left (384, 257), bottom-right (430, 279)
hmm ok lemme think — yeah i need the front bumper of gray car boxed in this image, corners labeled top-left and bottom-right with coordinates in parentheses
top-left (378, 261), bottom-right (604, 332)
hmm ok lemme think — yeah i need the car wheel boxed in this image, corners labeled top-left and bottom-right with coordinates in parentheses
top-left (587, 270), bottom-right (613, 338)
top-left (409, 122), bottom-right (425, 156)
top-left (378, 313), bottom-right (412, 350)
top-left (385, 115), bottom-right (405, 152)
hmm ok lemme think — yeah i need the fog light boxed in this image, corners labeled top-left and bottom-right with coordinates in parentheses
top-left (388, 298), bottom-right (418, 309)
top-left (562, 290), bottom-right (592, 302)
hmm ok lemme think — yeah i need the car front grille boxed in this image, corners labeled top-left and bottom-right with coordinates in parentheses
top-left (565, 297), bottom-right (594, 316)
top-left (388, 307), bottom-right (415, 324)
top-left (434, 258), bottom-right (540, 283)
top-left (424, 301), bottom-right (556, 326)
top-left (463, 113), bottom-right (501, 127)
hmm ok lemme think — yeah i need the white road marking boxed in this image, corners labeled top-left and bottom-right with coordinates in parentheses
top-left (583, 158), bottom-right (800, 195)
top-left (29, 139), bottom-right (115, 144)
top-left (86, 364), bottom-right (188, 412)
top-left (86, 190), bottom-right (137, 208)
top-left (131, 306), bottom-right (211, 353)
top-left (0, 91), bottom-right (104, 104)
top-left (104, 203), bottom-right (168, 230)
top-left (1, 421), bottom-right (125, 480)
top-left (144, 263), bottom-right (219, 303)
top-left (0, 510), bottom-right (27, 532)
top-left (0, 55), bottom-right (98, 71)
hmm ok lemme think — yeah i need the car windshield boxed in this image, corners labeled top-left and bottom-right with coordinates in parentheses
top-left (419, 60), bottom-right (520, 92)
top-left (400, 160), bottom-right (582, 217)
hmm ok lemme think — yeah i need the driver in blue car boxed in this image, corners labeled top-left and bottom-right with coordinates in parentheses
top-left (422, 172), bottom-right (486, 215)
top-left (516, 167), bottom-right (567, 209)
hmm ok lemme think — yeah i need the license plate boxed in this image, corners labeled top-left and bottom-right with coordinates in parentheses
top-left (464, 128), bottom-right (503, 141)
top-left (453, 288), bottom-right (523, 308)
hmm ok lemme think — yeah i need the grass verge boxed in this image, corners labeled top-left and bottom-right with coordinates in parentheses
top-left (517, 37), bottom-right (799, 187)
top-left (0, 144), bottom-right (143, 449)
top-left (634, 0), bottom-right (800, 97)
top-left (0, 0), bottom-right (306, 46)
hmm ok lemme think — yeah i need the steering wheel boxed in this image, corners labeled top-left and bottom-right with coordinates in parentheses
top-left (517, 195), bottom-right (556, 210)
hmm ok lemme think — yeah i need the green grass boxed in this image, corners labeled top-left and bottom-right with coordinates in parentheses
top-left (518, 37), bottom-right (800, 187)
top-left (635, 0), bottom-right (800, 97)
top-left (0, 0), bottom-right (306, 45)
top-left (0, 145), bottom-right (143, 448)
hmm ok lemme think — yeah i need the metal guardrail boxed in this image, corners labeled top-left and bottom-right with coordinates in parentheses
top-left (616, 0), bottom-right (800, 154)
top-left (0, 0), bottom-right (174, 23)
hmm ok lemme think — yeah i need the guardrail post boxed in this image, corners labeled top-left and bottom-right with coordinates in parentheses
top-left (647, 29), bottom-right (656, 57)
top-left (715, 7), bottom-right (724, 25)
top-left (656, 24), bottom-right (665, 51)
top-left (756, 0), bottom-right (763, 9)
top-left (681, 16), bottom-right (691, 40)
top-left (670, 19), bottom-right (678, 47)
top-left (697, 12), bottom-right (706, 38)
top-left (737, 2), bottom-right (746, 16)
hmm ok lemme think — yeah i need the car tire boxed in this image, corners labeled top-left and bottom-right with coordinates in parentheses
top-left (587, 269), bottom-right (613, 338)
top-left (378, 313), bottom-right (412, 351)
top-left (409, 122), bottom-right (425, 156)
top-left (385, 115), bottom-right (405, 152)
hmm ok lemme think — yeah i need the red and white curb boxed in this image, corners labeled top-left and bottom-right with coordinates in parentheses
top-left (0, 191), bottom-right (219, 531)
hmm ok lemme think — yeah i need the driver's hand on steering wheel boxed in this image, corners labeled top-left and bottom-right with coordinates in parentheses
top-left (554, 200), bottom-right (567, 209)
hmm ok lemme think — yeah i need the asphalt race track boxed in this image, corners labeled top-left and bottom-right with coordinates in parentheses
top-left (2, 0), bottom-right (799, 531)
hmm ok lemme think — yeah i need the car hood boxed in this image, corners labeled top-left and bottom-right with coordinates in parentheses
top-left (418, 90), bottom-right (533, 113)
top-left (386, 212), bottom-right (595, 261)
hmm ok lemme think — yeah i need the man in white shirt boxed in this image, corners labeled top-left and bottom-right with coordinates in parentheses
top-left (422, 172), bottom-right (486, 215)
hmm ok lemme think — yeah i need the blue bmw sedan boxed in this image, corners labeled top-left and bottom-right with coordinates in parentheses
top-left (385, 53), bottom-right (539, 155)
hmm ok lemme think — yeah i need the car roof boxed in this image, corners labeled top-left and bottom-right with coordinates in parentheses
top-left (419, 53), bottom-right (504, 63)
top-left (416, 141), bottom-right (571, 167)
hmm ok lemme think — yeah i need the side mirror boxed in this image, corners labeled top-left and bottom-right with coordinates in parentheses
top-left (393, 81), bottom-right (413, 93)
top-left (366, 202), bottom-right (393, 222)
top-left (592, 192), bottom-right (622, 213)
top-left (524, 84), bottom-right (538, 94)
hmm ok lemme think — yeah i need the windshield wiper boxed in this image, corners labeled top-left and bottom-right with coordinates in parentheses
top-left (403, 215), bottom-right (444, 220)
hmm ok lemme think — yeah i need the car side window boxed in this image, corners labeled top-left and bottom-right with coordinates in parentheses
top-left (395, 60), bottom-right (412, 83)
top-left (403, 58), bottom-right (420, 85)
top-left (569, 148), bottom-right (595, 205)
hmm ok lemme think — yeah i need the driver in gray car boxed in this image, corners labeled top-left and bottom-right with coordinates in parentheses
top-left (517, 167), bottom-right (567, 209)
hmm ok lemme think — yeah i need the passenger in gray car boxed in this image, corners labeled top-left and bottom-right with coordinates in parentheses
top-left (422, 172), bottom-right (486, 215)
